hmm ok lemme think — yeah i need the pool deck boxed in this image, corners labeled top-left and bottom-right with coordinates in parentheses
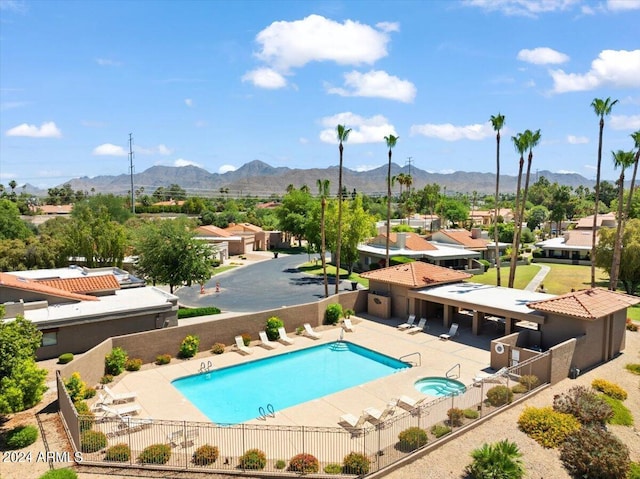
top-left (106, 315), bottom-right (499, 428)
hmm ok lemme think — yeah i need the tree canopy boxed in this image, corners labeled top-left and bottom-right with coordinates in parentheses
top-left (595, 218), bottom-right (640, 295)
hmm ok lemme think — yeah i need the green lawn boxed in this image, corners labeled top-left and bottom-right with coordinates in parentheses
top-left (628, 305), bottom-right (640, 321)
top-left (535, 263), bottom-right (609, 295)
top-left (469, 265), bottom-right (540, 290)
top-left (211, 265), bottom-right (237, 276)
top-left (299, 262), bottom-right (369, 288)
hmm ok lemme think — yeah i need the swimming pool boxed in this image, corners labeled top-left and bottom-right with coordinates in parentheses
top-left (414, 377), bottom-right (466, 397)
top-left (172, 341), bottom-right (410, 424)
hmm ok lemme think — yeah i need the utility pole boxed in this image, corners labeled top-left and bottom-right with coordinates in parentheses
top-left (129, 133), bottom-right (135, 214)
top-left (406, 156), bottom-right (413, 192)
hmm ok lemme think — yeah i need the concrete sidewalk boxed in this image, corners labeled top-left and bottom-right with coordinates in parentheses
top-left (525, 263), bottom-right (550, 292)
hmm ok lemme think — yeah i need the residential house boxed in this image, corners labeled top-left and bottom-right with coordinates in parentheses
top-left (469, 208), bottom-right (514, 227)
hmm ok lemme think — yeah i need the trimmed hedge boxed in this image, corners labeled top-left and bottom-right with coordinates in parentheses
top-left (38, 470), bottom-right (78, 479)
top-left (6, 425), bottom-right (38, 449)
top-left (397, 427), bottom-right (428, 452)
top-left (239, 448), bottom-right (266, 470)
top-left (343, 452), bottom-right (370, 475)
top-left (178, 307), bottom-right (221, 319)
top-left (138, 444), bottom-right (171, 464)
top-left (104, 444), bottom-right (131, 462)
top-left (58, 353), bottom-right (74, 364)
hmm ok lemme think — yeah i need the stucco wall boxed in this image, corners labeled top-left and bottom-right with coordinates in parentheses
top-left (59, 339), bottom-right (114, 387)
top-left (548, 338), bottom-right (576, 384)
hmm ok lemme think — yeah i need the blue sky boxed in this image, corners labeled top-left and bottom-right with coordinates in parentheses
top-left (1, 0), bottom-right (639, 190)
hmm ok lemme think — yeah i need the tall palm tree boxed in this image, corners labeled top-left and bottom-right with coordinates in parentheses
top-left (490, 113), bottom-right (505, 286)
top-left (625, 130), bottom-right (640, 221)
top-left (384, 134), bottom-right (399, 268)
top-left (609, 149), bottom-right (636, 290)
top-left (317, 179), bottom-right (331, 298)
top-left (335, 124), bottom-right (351, 294)
top-left (508, 132), bottom-right (528, 288)
top-left (590, 97), bottom-right (618, 287)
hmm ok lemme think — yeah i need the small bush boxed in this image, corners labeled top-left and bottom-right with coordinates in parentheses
top-left (517, 406), bottom-right (580, 448)
top-left (592, 378), bottom-right (628, 400)
top-left (211, 343), bottom-right (225, 354)
top-left (58, 353), bottom-right (74, 364)
top-left (80, 430), bottom-right (107, 453)
top-left (629, 462), bottom-right (640, 479)
top-left (241, 333), bottom-right (251, 347)
top-left (430, 424), bottom-right (452, 438)
top-left (64, 372), bottom-right (86, 402)
top-left (519, 374), bottom-right (540, 390)
top-left (447, 407), bottom-right (464, 427)
top-left (38, 469), bottom-right (78, 479)
top-left (342, 452), bottom-right (370, 475)
top-left (344, 308), bottom-right (355, 318)
top-left (626, 363), bottom-right (640, 375)
top-left (553, 385), bottom-right (613, 426)
top-left (99, 374), bottom-right (113, 384)
top-left (179, 335), bottom-right (200, 358)
top-left (288, 453), bottom-right (319, 473)
top-left (177, 306), bottom-right (221, 319)
top-left (138, 444), bottom-right (171, 464)
top-left (104, 443), bottom-right (131, 462)
top-left (75, 400), bottom-right (95, 432)
top-left (324, 463), bottom-right (342, 474)
top-left (83, 387), bottom-right (96, 399)
top-left (239, 448), bottom-right (266, 470)
top-left (275, 459), bottom-right (286, 469)
top-left (124, 358), bottom-right (142, 371)
top-left (560, 426), bottom-right (630, 479)
top-left (626, 318), bottom-right (638, 331)
top-left (325, 303), bottom-right (343, 325)
top-left (600, 394), bottom-right (634, 426)
top-left (6, 425), bottom-right (38, 449)
top-left (265, 316), bottom-right (284, 341)
top-left (105, 347), bottom-right (128, 376)
top-left (155, 354), bottom-right (171, 365)
top-left (486, 385), bottom-right (513, 407)
top-left (192, 444), bottom-right (219, 465)
top-left (463, 408), bottom-right (479, 419)
top-left (466, 440), bottom-right (525, 479)
top-left (397, 427), bottom-right (428, 452)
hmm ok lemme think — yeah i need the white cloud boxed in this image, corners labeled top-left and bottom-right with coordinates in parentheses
top-left (0, 0), bottom-right (28, 13)
top-left (517, 47), bottom-right (569, 65)
top-left (462, 0), bottom-right (581, 17)
top-left (557, 169), bottom-right (578, 174)
top-left (95, 58), bottom-right (122, 67)
top-left (409, 122), bottom-right (493, 141)
top-left (319, 112), bottom-right (398, 144)
top-left (299, 137), bottom-right (309, 144)
top-left (1, 101), bottom-right (29, 111)
top-left (219, 164), bottom-right (237, 173)
top-left (610, 114), bottom-right (640, 130)
top-left (375, 21), bottom-right (400, 33)
top-left (242, 68), bottom-right (287, 89)
top-left (0, 171), bottom-right (17, 180)
top-left (439, 169), bottom-right (456, 174)
top-left (567, 135), bottom-right (589, 144)
top-left (327, 70), bottom-right (416, 103)
top-left (184, 98), bottom-right (193, 107)
top-left (92, 143), bottom-right (127, 156)
top-left (5, 121), bottom-right (62, 138)
top-left (195, 120), bottom-right (207, 128)
top-left (137, 144), bottom-right (174, 156)
top-left (354, 164), bottom-right (380, 172)
top-left (174, 159), bottom-right (201, 167)
top-left (550, 49), bottom-right (640, 93)
top-left (607, 0), bottom-right (640, 11)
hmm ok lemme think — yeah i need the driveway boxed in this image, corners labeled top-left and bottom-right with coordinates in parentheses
top-left (175, 253), bottom-right (356, 312)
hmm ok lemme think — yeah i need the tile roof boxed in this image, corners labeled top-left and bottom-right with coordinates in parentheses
top-left (369, 233), bottom-right (437, 251)
top-left (195, 225), bottom-right (232, 237)
top-left (575, 212), bottom-right (617, 229)
top-left (0, 272), bottom-right (98, 302)
top-left (434, 229), bottom-right (489, 248)
top-left (36, 275), bottom-right (120, 294)
top-left (360, 261), bottom-right (472, 288)
top-left (527, 288), bottom-right (640, 320)
top-left (225, 223), bottom-right (263, 233)
top-left (564, 230), bottom-right (594, 247)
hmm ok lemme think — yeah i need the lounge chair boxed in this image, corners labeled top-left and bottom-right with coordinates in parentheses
top-left (473, 367), bottom-right (509, 385)
top-left (167, 427), bottom-right (199, 448)
top-left (103, 385), bottom-right (137, 404)
top-left (364, 401), bottom-right (397, 425)
top-left (342, 319), bottom-right (355, 332)
top-left (303, 323), bottom-right (321, 339)
top-left (106, 413), bottom-right (153, 437)
top-left (98, 403), bottom-right (141, 417)
top-left (397, 314), bottom-right (416, 330)
top-left (235, 335), bottom-right (253, 355)
top-left (396, 395), bottom-right (427, 412)
top-left (258, 331), bottom-right (278, 349)
top-left (439, 322), bottom-right (459, 340)
top-left (277, 327), bottom-right (295, 345)
top-left (338, 412), bottom-right (367, 433)
top-left (406, 317), bottom-right (427, 334)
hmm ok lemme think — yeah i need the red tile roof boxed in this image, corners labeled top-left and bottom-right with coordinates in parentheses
top-left (369, 233), bottom-right (437, 251)
top-left (434, 229), bottom-right (489, 248)
top-left (527, 288), bottom-right (640, 320)
top-left (36, 275), bottom-right (120, 294)
top-left (360, 261), bottom-right (472, 288)
top-left (195, 225), bottom-right (232, 237)
top-left (225, 223), bottom-right (263, 233)
top-left (0, 272), bottom-right (98, 302)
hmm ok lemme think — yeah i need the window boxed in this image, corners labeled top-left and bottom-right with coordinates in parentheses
top-left (42, 330), bottom-right (58, 347)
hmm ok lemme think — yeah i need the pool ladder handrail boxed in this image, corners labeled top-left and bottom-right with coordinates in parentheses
top-left (257, 403), bottom-right (275, 420)
top-left (199, 360), bottom-right (213, 373)
top-left (399, 351), bottom-right (421, 367)
top-left (446, 363), bottom-right (460, 379)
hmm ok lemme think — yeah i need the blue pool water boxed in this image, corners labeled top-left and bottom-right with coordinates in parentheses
top-left (172, 341), bottom-right (410, 424)
top-left (414, 377), bottom-right (466, 397)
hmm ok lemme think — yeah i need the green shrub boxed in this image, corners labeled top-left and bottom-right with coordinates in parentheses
top-left (592, 378), bottom-right (628, 400)
top-left (430, 424), bottom-right (452, 438)
top-left (38, 469), bottom-right (78, 479)
top-left (288, 453), bottom-right (319, 473)
top-left (463, 408), bottom-right (479, 419)
top-left (80, 430), bottom-right (107, 453)
top-left (324, 463), bottom-right (342, 474)
top-left (325, 303), bottom-right (343, 325)
top-left (6, 424), bottom-right (38, 449)
top-left (517, 406), bottom-right (580, 448)
top-left (155, 354), bottom-right (171, 365)
top-left (342, 452), bottom-right (370, 475)
top-left (124, 358), bottom-right (142, 371)
top-left (192, 444), bottom-right (219, 465)
top-left (138, 443), bottom-right (171, 464)
top-left (241, 333), bottom-right (251, 346)
top-left (626, 363), bottom-right (640, 375)
top-left (105, 347), bottom-right (127, 376)
top-left (83, 387), bottom-right (96, 399)
top-left (344, 308), bottom-right (355, 318)
top-left (179, 335), bottom-right (200, 358)
top-left (629, 462), bottom-right (640, 479)
top-left (553, 385), bottom-right (613, 426)
top-left (519, 374), bottom-right (539, 390)
top-left (58, 353), bottom-right (74, 364)
top-left (275, 459), bottom-right (286, 469)
top-left (265, 316), bottom-right (284, 341)
top-left (99, 374), bottom-right (113, 384)
top-left (74, 400), bottom-right (95, 432)
top-left (239, 448), bottom-right (266, 470)
top-left (211, 343), bottom-right (225, 354)
top-left (64, 372), bottom-right (86, 402)
top-left (560, 426), bottom-right (630, 479)
top-left (447, 407), bottom-right (464, 427)
top-left (397, 427), bottom-right (428, 452)
top-left (177, 306), bottom-right (221, 319)
top-left (486, 385), bottom-right (513, 407)
top-left (600, 394), bottom-right (634, 426)
top-left (465, 439), bottom-right (525, 479)
top-left (478, 259), bottom-right (491, 269)
top-left (104, 443), bottom-right (131, 462)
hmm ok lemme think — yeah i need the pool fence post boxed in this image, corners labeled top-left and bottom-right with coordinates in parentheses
top-left (241, 423), bottom-right (246, 471)
top-left (184, 420), bottom-right (188, 469)
top-left (480, 381), bottom-right (485, 418)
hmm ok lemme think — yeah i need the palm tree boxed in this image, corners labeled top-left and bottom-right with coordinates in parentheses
top-left (490, 113), bottom-right (505, 286)
top-left (335, 124), bottom-right (351, 294)
top-left (609, 149), bottom-right (636, 291)
top-left (624, 130), bottom-right (640, 221)
top-left (317, 178), bottom-right (331, 298)
top-left (508, 132), bottom-right (528, 288)
top-left (590, 97), bottom-right (619, 287)
top-left (384, 134), bottom-right (399, 268)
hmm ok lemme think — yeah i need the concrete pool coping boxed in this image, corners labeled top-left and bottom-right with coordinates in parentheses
top-left (105, 316), bottom-right (498, 428)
